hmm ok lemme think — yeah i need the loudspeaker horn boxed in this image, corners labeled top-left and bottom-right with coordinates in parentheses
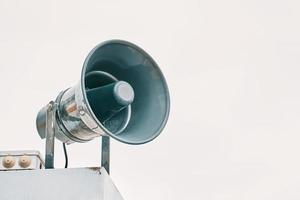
top-left (36, 40), bottom-right (170, 145)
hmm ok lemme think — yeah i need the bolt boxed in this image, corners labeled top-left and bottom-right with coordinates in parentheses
top-left (18, 155), bottom-right (31, 168)
top-left (2, 156), bottom-right (15, 168)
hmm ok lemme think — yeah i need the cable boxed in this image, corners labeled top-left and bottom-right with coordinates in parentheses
top-left (63, 143), bottom-right (68, 168)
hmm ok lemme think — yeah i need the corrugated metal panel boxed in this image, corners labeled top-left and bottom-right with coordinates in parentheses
top-left (0, 167), bottom-right (124, 200)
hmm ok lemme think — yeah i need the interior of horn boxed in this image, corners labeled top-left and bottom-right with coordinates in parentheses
top-left (82, 40), bottom-right (170, 144)
top-left (85, 71), bottom-right (132, 135)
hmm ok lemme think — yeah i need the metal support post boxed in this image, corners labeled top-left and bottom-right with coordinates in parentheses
top-left (101, 136), bottom-right (110, 174)
top-left (45, 101), bottom-right (56, 169)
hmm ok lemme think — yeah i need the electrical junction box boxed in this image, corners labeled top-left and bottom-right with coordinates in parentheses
top-left (0, 167), bottom-right (124, 200)
top-left (0, 150), bottom-right (124, 200)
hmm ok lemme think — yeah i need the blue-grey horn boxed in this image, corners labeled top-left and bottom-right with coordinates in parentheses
top-left (36, 40), bottom-right (170, 145)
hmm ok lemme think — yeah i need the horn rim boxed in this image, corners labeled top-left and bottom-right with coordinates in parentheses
top-left (81, 39), bottom-right (170, 145)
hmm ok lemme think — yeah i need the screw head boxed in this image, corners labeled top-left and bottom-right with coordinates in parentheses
top-left (2, 156), bottom-right (15, 168)
top-left (18, 155), bottom-right (31, 168)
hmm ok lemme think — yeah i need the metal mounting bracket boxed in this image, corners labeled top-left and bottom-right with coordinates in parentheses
top-left (45, 101), bottom-right (56, 169)
top-left (101, 136), bottom-right (110, 174)
top-left (44, 101), bottom-right (111, 173)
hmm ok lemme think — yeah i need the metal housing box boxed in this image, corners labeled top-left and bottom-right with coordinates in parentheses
top-left (0, 167), bottom-right (124, 200)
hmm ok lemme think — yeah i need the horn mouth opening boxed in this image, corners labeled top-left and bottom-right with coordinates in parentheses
top-left (81, 40), bottom-right (170, 145)
top-left (85, 71), bottom-right (132, 135)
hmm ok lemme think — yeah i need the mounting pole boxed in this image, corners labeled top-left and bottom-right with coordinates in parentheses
top-left (101, 136), bottom-right (110, 174)
top-left (45, 101), bottom-right (56, 169)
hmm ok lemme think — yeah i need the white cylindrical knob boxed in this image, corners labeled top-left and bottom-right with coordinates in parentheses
top-left (2, 156), bottom-right (15, 168)
top-left (18, 155), bottom-right (31, 168)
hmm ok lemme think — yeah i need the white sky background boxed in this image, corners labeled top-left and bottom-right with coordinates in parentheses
top-left (1, 0), bottom-right (300, 199)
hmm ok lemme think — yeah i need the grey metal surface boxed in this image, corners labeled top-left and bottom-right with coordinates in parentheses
top-left (0, 150), bottom-right (44, 170)
top-left (0, 167), bottom-right (124, 200)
